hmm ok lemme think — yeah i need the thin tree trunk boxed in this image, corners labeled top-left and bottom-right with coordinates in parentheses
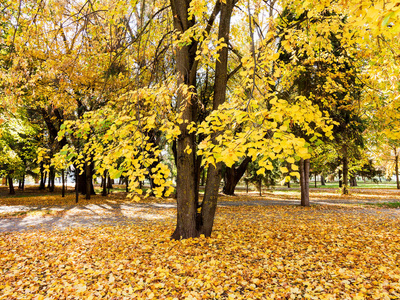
top-left (200, 168), bottom-right (206, 186)
top-left (314, 172), bottom-right (317, 188)
top-left (338, 169), bottom-right (342, 187)
top-left (85, 162), bottom-right (91, 200)
top-left (107, 175), bottom-right (111, 195)
top-left (342, 147), bottom-right (349, 195)
top-left (62, 169), bottom-right (65, 197)
top-left (300, 159), bottom-right (310, 206)
top-left (395, 151), bottom-right (399, 189)
top-left (75, 167), bottom-right (79, 203)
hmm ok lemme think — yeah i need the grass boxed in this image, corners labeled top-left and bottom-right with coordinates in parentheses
top-left (366, 201), bottom-right (400, 208)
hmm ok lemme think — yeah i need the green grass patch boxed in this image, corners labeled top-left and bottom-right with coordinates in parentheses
top-left (366, 202), bottom-right (400, 208)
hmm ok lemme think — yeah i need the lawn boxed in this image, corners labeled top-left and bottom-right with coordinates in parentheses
top-left (1, 186), bottom-right (400, 299)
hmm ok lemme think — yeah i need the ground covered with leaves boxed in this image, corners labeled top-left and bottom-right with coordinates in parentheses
top-left (1, 198), bottom-right (400, 299)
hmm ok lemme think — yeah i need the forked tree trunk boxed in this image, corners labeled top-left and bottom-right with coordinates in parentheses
top-left (299, 158), bottom-right (310, 206)
top-left (170, 0), bottom-right (233, 239)
top-left (8, 174), bottom-right (15, 195)
top-left (223, 157), bottom-right (251, 195)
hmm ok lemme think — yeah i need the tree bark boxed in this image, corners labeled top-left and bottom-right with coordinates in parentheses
top-left (300, 159), bottom-right (310, 206)
top-left (223, 157), bottom-right (251, 195)
top-left (8, 174), bottom-right (15, 195)
top-left (77, 167), bottom-right (96, 195)
top-left (199, 0), bottom-right (234, 237)
top-left (395, 150), bottom-right (399, 189)
top-left (75, 167), bottom-right (79, 203)
top-left (171, 0), bottom-right (205, 239)
top-left (170, 0), bottom-right (233, 239)
top-left (350, 176), bottom-right (357, 187)
top-left (85, 162), bottom-right (92, 200)
top-left (39, 162), bottom-right (46, 190)
top-left (61, 169), bottom-right (65, 197)
top-left (107, 176), bottom-right (113, 190)
top-left (342, 147), bottom-right (349, 195)
top-left (102, 171), bottom-right (108, 196)
top-left (320, 175), bottom-right (326, 186)
top-left (48, 166), bottom-right (55, 192)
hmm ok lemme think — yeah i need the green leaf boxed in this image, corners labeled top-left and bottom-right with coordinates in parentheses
top-left (382, 12), bottom-right (394, 27)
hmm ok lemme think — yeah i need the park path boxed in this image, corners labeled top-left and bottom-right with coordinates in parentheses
top-left (1, 196), bottom-right (400, 233)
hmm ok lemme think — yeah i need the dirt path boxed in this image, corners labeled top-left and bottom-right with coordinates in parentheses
top-left (1, 196), bottom-right (400, 233)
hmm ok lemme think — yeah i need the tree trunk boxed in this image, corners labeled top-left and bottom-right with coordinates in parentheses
top-left (338, 169), bottom-right (342, 187)
top-left (350, 176), bottom-right (357, 187)
top-left (342, 148), bottom-right (349, 195)
top-left (75, 167), bottom-right (79, 203)
top-left (199, 0), bottom-right (234, 237)
top-left (314, 172), bottom-right (317, 188)
top-left (320, 175), bottom-right (326, 186)
top-left (223, 157), bottom-right (251, 195)
top-left (85, 162), bottom-right (92, 200)
top-left (50, 167), bottom-right (56, 192)
top-left (8, 174), bottom-right (15, 195)
top-left (39, 163), bottom-right (46, 190)
top-left (107, 176), bottom-right (113, 189)
top-left (396, 152), bottom-right (399, 189)
top-left (102, 171), bottom-right (108, 196)
top-left (61, 169), bottom-right (65, 197)
top-left (299, 159), bottom-right (310, 206)
top-left (107, 175), bottom-right (112, 195)
top-left (170, 0), bottom-right (232, 239)
top-left (200, 168), bottom-right (206, 186)
top-left (77, 167), bottom-right (96, 196)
